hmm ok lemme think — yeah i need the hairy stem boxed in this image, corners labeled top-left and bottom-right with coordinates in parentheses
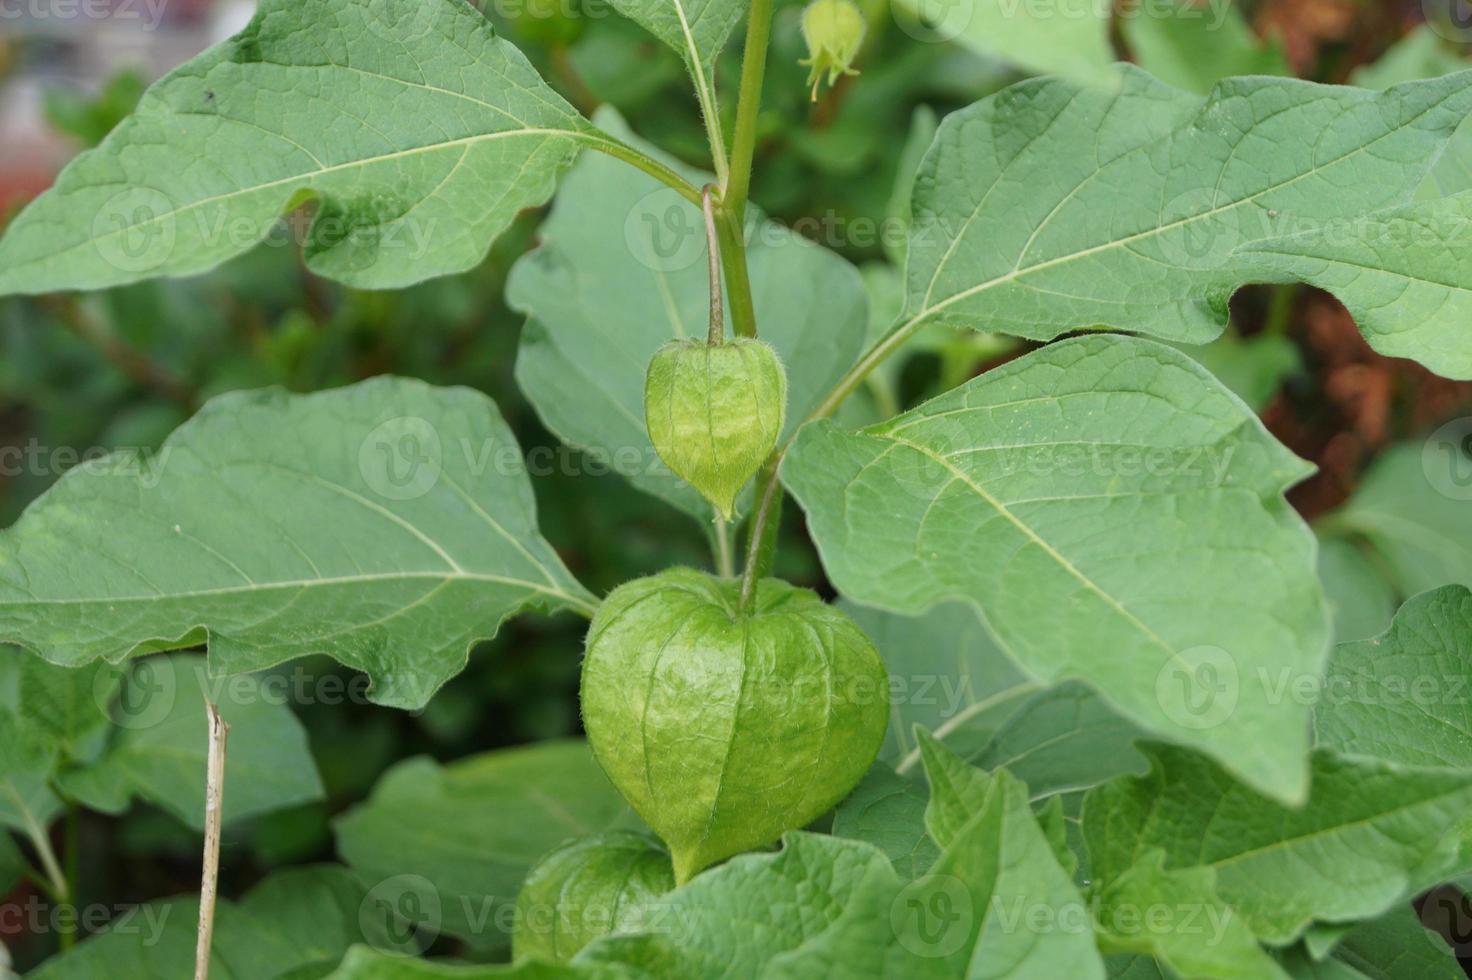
top-left (584, 134), bottom-right (703, 206)
top-left (738, 458), bottom-right (782, 612)
top-left (713, 516), bottom-right (735, 578)
top-left (59, 798), bottom-right (79, 951)
top-left (714, 209), bottom-right (757, 338)
top-left (702, 185), bottom-right (725, 345)
top-left (724, 0), bottom-right (774, 224)
top-left (194, 700), bottom-right (230, 980)
top-left (5, 781), bottom-right (66, 903)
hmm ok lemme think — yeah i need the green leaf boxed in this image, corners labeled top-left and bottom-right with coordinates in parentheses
top-left (915, 737), bottom-right (1107, 979)
top-left (784, 335), bottom-right (1326, 801)
top-left (1328, 442), bottom-right (1472, 598)
top-left (839, 601), bottom-right (1033, 768)
top-left (1122, 1), bottom-right (1287, 95)
top-left (1239, 193), bottom-right (1472, 378)
top-left (1314, 585), bottom-right (1472, 770)
top-left (831, 764), bottom-right (938, 880)
top-left (1351, 25), bottom-right (1472, 198)
top-left (1092, 851), bottom-right (1289, 980)
top-left (901, 67), bottom-right (1472, 372)
top-left (1176, 332), bottom-right (1300, 413)
top-left (58, 653), bottom-right (323, 829)
top-left (1316, 536), bottom-right (1397, 643)
top-left (0, 653), bottom-right (118, 763)
top-left (0, 711), bottom-right (61, 833)
top-left (0, 377), bottom-right (594, 710)
top-left (0, 0), bottom-right (619, 293)
top-left (510, 111), bottom-right (867, 519)
top-left (28, 865), bottom-right (395, 978)
top-left (965, 681), bottom-right (1148, 800)
top-left (335, 740), bottom-right (635, 946)
top-left (891, 0), bottom-right (1113, 85)
top-left (603, 0), bottom-right (745, 102)
top-left (1084, 744), bottom-right (1472, 945)
top-left (325, 948), bottom-right (594, 979)
top-left (1277, 905), bottom-right (1464, 979)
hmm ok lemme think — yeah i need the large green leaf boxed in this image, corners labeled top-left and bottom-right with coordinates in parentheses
top-left (1351, 25), bottom-right (1472, 198)
top-left (1327, 443), bottom-right (1472, 598)
top-left (335, 740), bottom-right (635, 946)
top-left (1092, 851), bottom-right (1289, 980)
top-left (1277, 905), bottom-right (1464, 979)
top-left (28, 865), bottom-right (394, 978)
top-left (1314, 585), bottom-right (1472, 770)
top-left (1240, 194), bottom-right (1472, 377)
top-left (603, 0), bottom-right (745, 114)
top-left (1084, 744), bottom-right (1472, 945)
top-left (57, 653), bottom-right (323, 830)
top-left (1122, 0), bottom-right (1287, 95)
top-left (1316, 536), bottom-right (1397, 643)
top-left (891, 0), bottom-right (1113, 85)
top-left (914, 736), bottom-right (1106, 979)
top-left (964, 682), bottom-right (1148, 800)
top-left (0, 0), bottom-right (628, 293)
top-left (784, 335), bottom-right (1326, 801)
top-left (901, 67), bottom-right (1472, 375)
top-left (840, 601), bottom-right (1032, 768)
top-left (0, 377), bottom-right (594, 711)
top-left (831, 764), bottom-right (938, 880)
top-left (510, 112), bottom-right (866, 519)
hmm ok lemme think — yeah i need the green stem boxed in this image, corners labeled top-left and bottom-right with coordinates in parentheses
top-left (714, 210), bottom-right (757, 339)
top-left (723, 0), bottom-right (774, 223)
top-left (738, 458), bottom-right (782, 612)
top-left (712, 516), bottom-right (735, 578)
top-left (701, 186), bottom-right (725, 345)
top-left (5, 781), bottom-right (66, 902)
top-left (1263, 283), bottom-right (1298, 337)
top-left (583, 134), bottom-right (703, 206)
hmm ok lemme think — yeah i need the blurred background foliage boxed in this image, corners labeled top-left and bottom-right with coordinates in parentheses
top-left (1, 0), bottom-right (1471, 970)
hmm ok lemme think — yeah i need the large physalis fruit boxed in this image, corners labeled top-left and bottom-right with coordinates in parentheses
top-left (512, 831), bottom-right (674, 963)
top-left (643, 338), bottom-right (786, 520)
top-left (581, 568), bottom-right (889, 883)
top-left (799, 0), bottom-right (866, 100)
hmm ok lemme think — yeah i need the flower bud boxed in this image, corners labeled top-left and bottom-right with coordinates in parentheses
top-left (799, 0), bottom-right (866, 100)
top-left (644, 338), bottom-right (786, 520)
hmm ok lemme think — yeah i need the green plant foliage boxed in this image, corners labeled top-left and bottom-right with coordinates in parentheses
top-left (900, 66), bottom-right (1472, 373)
top-left (1122, 1), bottom-right (1287, 95)
top-left (509, 111), bottom-right (865, 521)
top-left (784, 335), bottom-right (1326, 801)
top-left (0, 377), bottom-right (594, 710)
top-left (0, 0), bottom-right (639, 293)
top-left (1314, 585), bottom-right (1472, 769)
top-left (28, 866), bottom-right (395, 978)
top-left (1084, 744), bottom-right (1472, 944)
top-left (336, 741), bottom-right (636, 946)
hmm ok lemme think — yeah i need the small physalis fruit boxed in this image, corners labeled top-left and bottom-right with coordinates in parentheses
top-left (512, 831), bottom-right (674, 963)
top-left (581, 568), bottom-right (890, 884)
top-left (644, 338), bottom-right (786, 520)
top-left (799, 0), bottom-right (866, 100)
